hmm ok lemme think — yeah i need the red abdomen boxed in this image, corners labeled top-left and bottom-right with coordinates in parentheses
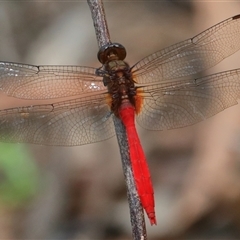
top-left (119, 101), bottom-right (156, 225)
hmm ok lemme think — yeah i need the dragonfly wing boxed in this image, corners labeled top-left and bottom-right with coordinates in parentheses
top-left (0, 62), bottom-right (104, 99)
top-left (132, 15), bottom-right (240, 84)
top-left (0, 93), bottom-right (115, 146)
top-left (136, 69), bottom-right (240, 130)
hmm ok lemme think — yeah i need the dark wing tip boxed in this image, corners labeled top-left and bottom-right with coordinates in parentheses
top-left (232, 14), bottom-right (240, 20)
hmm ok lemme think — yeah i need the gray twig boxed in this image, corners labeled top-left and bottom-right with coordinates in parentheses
top-left (87, 0), bottom-right (147, 239)
top-left (87, 0), bottom-right (110, 47)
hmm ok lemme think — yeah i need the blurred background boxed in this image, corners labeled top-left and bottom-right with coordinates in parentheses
top-left (1, 1), bottom-right (240, 239)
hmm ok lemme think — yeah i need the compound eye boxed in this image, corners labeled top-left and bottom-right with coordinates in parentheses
top-left (97, 43), bottom-right (127, 64)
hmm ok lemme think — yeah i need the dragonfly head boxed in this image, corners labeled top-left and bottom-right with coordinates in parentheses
top-left (97, 43), bottom-right (126, 64)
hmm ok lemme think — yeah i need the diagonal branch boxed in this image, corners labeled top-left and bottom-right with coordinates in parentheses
top-left (87, 0), bottom-right (147, 239)
top-left (87, 0), bottom-right (110, 47)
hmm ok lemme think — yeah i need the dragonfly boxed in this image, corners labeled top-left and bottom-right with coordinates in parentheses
top-left (1, 15), bottom-right (240, 225)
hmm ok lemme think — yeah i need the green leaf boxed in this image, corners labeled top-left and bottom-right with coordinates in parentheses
top-left (0, 143), bottom-right (39, 208)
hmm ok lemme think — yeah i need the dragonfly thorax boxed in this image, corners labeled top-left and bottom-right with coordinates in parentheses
top-left (106, 59), bottom-right (129, 72)
top-left (96, 44), bottom-right (136, 117)
top-left (103, 60), bottom-right (136, 117)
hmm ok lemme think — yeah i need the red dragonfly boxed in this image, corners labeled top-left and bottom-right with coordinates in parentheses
top-left (1, 15), bottom-right (240, 225)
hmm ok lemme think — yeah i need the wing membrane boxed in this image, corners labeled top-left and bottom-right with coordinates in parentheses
top-left (136, 69), bottom-right (240, 130)
top-left (0, 94), bottom-right (115, 146)
top-left (132, 15), bottom-right (240, 84)
top-left (0, 62), bottom-right (104, 99)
